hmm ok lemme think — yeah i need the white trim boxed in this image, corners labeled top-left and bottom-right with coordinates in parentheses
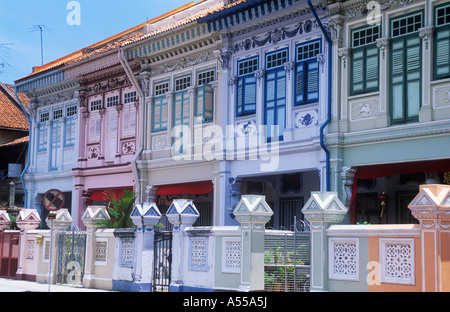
top-left (380, 238), bottom-right (415, 285)
top-left (328, 237), bottom-right (359, 281)
top-left (94, 238), bottom-right (108, 267)
top-left (221, 237), bottom-right (241, 274)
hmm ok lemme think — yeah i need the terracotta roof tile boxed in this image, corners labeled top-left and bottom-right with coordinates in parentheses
top-left (0, 83), bottom-right (30, 131)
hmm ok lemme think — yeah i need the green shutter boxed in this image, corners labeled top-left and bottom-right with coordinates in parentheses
top-left (365, 46), bottom-right (379, 91)
top-left (351, 49), bottom-right (364, 94)
top-left (405, 37), bottom-right (421, 120)
top-left (435, 26), bottom-right (450, 78)
top-left (391, 40), bottom-right (405, 122)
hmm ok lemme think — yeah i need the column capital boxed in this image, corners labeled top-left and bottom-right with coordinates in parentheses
top-left (408, 184), bottom-right (450, 229)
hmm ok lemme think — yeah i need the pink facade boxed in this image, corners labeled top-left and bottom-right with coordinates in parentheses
top-left (73, 63), bottom-right (140, 227)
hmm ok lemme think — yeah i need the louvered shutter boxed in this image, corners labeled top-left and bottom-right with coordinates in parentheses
top-left (405, 37), bottom-right (421, 120)
top-left (365, 46), bottom-right (379, 91)
top-left (307, 61), bottom-right (319, 102)
top-left (296, 63), bottom-right (304, 103)
top-left (391, 40), bottom-right (405, 122)
top-left (153, 98), bottom-right (161, 131)
top-left (352, 49), bottom-right (364, 94)
top-left (435, 26), bottom-right (450, 78)
top-left (244, 76), bottom-right (256, 113)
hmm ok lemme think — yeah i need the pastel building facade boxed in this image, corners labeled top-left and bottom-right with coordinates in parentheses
top-left (327, 0), bottom-right (450, 224)
top-left (199, 0), bottom-right (331, 227)
top-left (14, 71), bottom-right (80, 226)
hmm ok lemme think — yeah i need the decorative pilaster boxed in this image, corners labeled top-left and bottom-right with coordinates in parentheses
top-left (233, 195), bottom-right (273, 292)
top-left (16, 209), bottom-right (41, 280)
top-left (419, 26), bottom-right (435, 122)
top-left (166, 199), bottom-right (199, 292)
top-left (302, 192), bottom-right (348, 292)
top-left (81, 206), bottom-right (110, 288)
top-left (376, 37), bottom-right (390, 127)
top-left (408, 184), bottom-right (450, 292)
top-left (0, 210), bottom-right (10, 231)
top-left (127, 202), bottom-right (162, 291)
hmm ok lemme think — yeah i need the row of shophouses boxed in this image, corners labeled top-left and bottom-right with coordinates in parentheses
top-left (12, 0), bottom-right (450, 233)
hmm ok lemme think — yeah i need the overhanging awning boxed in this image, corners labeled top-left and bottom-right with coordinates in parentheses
top-left (89, 188), bottom-right (133, 202)
top-left (156, 181), bottom-right (214, 196)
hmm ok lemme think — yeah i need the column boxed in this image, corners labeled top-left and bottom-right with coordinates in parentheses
top-left (166, 199), bottom-right (199, 292)
top-left (81, 206), bottom-right (110, 288)
top-left (254, 70), bottom-right (265, 129)
top-left (408, 184), bottom-right (450, 292)
top-left (337, 47), bottom-right (351, 132)
top-left (233, 195), bottom-right (273, 292)
top-left (302, 192), bottom-right (348, 292)
top-left (419, 26), bottom-right (434, 122)
top-left (376, 37), bottom-right (390, 128)
top-left (15, 209), bottom-right (41, 280)
top-left (45, 209), bottom-right (73, 284)
top-left (129, 202), bottom-right (162, 291)
top-left (166, 91), bottom-right (174, 147)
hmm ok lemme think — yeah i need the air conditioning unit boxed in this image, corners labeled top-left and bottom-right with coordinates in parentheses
top-left (8, 164), bottom-right (22, 178)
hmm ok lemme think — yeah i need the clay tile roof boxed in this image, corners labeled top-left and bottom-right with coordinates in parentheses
top-left (15, 1), bottom-right (200, 81)
top-left (0, 83), bottom-right (30, 131)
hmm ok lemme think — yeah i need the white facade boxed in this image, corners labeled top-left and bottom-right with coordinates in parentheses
top-left (19, 77), bottom-right (80, 225)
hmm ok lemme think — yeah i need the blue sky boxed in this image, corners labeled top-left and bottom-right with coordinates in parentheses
top-left (0, 0), bottom-right (190, 85)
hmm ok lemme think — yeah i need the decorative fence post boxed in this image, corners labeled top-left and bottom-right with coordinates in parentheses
top-left (0, 210), bottom-right (10, 231)
top-left (302, 192), bottom-right (348, 292)
top-left (45, 209), bottom-right (73, 284)
top-left (81, 205), bottom-right (110, 288)
top-left (408, 184), bottom-right (450, 292)
top-left (126, 202), bottom-right (162, 292)
top-left (166, 199), bottom-right (199, 292)
top-left (233, 195), bottom-right (273, 292)
top-left (15, 209), bottom-right (41, 280)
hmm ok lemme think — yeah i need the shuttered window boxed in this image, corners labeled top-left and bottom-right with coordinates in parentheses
top-left (38, 112), bottom-right (49, 152)
top-left (390, 12), bottom-right (423, 124)
top-left (296, 40), bottom-right (321, 105)
top-left (195, 69), bottom-right (215, 123)
top-left (153, 96), bottom-right (168, 132)
top-left (434, 3), bottom-right (450, 80)
top-left (350, 25), bottom-right (380, 95)
top-left (265, 48), bottom-right (288, 141)
top-left (236, 57), bottom-right (258, 117)
top-left (64, 105), bottom-right (77, 147)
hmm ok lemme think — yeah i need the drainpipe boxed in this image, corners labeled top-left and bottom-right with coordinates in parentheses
top-left (13, 88), bottom-right (31, 208)
top-left (118, 49), bottom-right (145, 202)
top-left (307, 0), bottom-right (332, 192)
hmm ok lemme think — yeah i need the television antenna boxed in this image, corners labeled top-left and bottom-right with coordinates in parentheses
top-left (0, 43), bottom-right (13, 74)
top-left (30, 25), bottom-right (53, 65)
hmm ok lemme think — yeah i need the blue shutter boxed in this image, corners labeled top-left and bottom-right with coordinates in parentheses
top-left (296, 63), bottom-right (304, 103)
top-left (307, 61), bottom-right (319, 102)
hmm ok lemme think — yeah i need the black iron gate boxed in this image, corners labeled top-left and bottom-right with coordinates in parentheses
top-left (57, 227), bottom-right (87, 285)
top-left (153, 231), bottom-right (172, 292)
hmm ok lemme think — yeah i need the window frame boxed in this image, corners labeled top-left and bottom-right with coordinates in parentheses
top-left (295, 39), bottom-right (322, 105)
top-left (350, 25), bottom-right (380, 95)
top-left (434, 3), bottom-right (450, 80)
top-left (236, 56), bottom-right (259, 117)
top-left (264, 48), bottom-right (288, 142)
top-left (389, 11), bottom-right (423, 125)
